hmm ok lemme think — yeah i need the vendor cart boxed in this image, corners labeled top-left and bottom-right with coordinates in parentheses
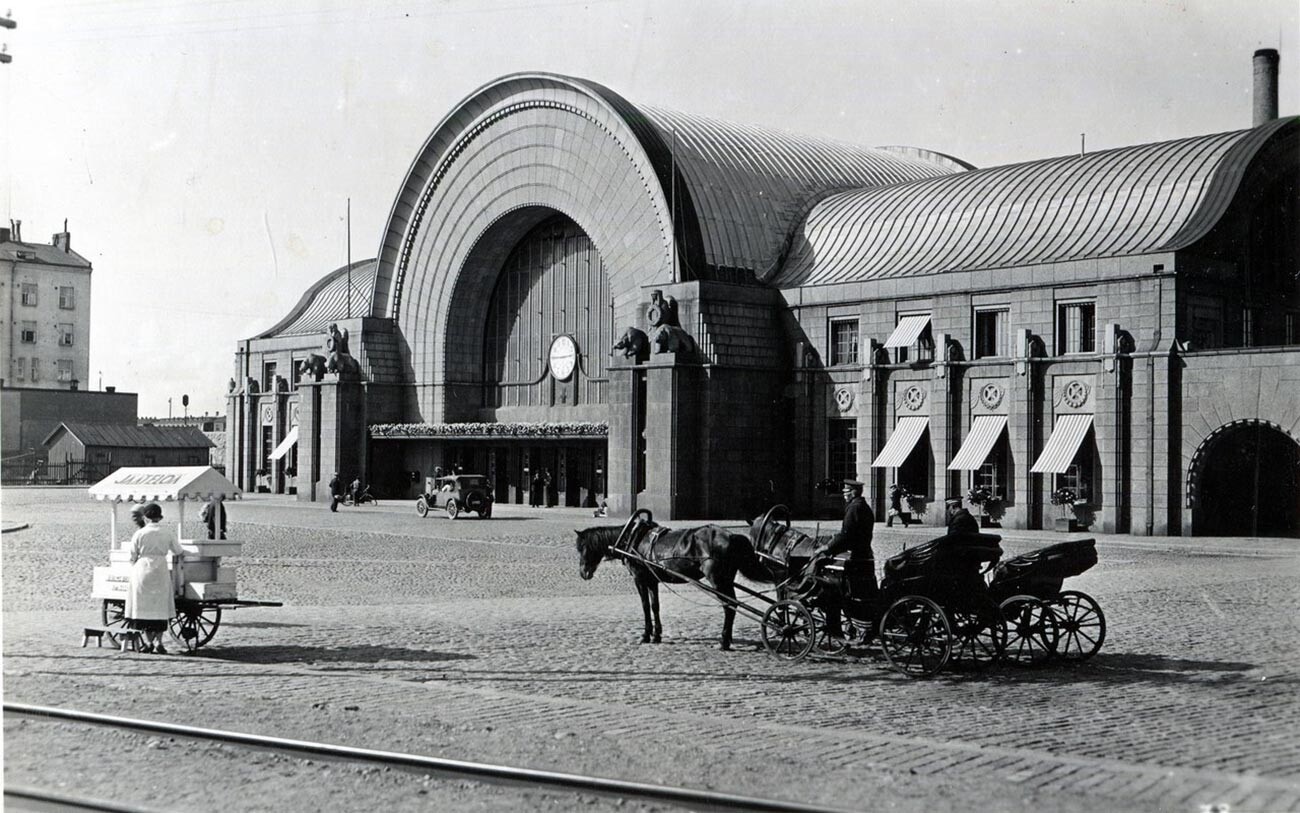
top-left (89, 466), bottom-right (282, 651)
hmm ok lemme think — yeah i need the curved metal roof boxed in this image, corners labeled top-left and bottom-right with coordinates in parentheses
top-left (774, 118), bottom-right (1296, 288)
top-left (640, 106), bottom-right (962, 279)
top-left (258, 259), bottom-right (377, 338)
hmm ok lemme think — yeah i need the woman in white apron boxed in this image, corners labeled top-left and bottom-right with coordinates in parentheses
top-left (126, 503), bottom-right (183, 653)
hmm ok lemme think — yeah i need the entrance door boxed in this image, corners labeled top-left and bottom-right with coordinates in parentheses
top-left (1195, 423), bottom-right (1300, 536)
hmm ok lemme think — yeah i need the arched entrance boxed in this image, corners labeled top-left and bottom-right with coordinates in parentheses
top-left (1191, 421), bottom-right (1300, 537)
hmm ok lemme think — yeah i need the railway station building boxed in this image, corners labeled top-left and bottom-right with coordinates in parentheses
top-left (229, 54), bottom-right (1299, 537)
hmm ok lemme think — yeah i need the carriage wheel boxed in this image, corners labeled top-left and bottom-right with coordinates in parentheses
top-left (761, 600), bottom-right (816, 661)
top-left (446, 500), bottom-right (460, 520)
top-left (999, 596), bottom-right (1059, 666)
top-left (1047, 590), bottom-right (1105, 661)
top-left (816, 623), bottom-right (849, 656)
top-left (879, 596), bottom-right (951, 677)
top-left (948, 607), bottom-right (1006, 668)
top-left (101, 599), bottom-right (127, 629)
top-left (169, 605), bottom-right (222, 652)
top-left (416, 497), bottom-right (429, 518)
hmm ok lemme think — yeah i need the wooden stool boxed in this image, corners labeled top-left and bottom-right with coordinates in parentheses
top-left (82, 627), bottom-right (111, 647)
top-left (115, 630), bottom-right (143, 652)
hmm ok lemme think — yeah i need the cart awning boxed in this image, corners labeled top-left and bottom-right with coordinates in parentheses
top-left (89, 466), bottom-right (242, 503)
top-left (269, 427), bottom-right (299, 461)
top-left (948, 415), bottom-right (1008, 470)
top-left (883, 314), bottom-right (931, 348)
top-left (1030, 414), bottom-right (1094, 474)
top-left (870, 417), bottom-right (929, 468)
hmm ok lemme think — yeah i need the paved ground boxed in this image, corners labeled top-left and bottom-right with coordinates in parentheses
top-left (3, 488), bottom-right (1299, 812)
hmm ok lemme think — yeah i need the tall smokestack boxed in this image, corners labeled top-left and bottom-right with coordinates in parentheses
top-left (1253, 48), bottom-right (1280, 127)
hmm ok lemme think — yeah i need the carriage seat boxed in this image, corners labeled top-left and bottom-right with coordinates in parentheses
top-left (881, 532), bottom-right (1002, 589)
top-left (988, 538), bottom-right (1096, 600)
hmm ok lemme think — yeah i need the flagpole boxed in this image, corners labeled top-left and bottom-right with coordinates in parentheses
top-left (346, 197), bottom-right (352, 318)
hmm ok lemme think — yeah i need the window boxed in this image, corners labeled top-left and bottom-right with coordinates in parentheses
top-left (20, 321), bottom-right (36, 343)
top-left (263, 361), bottom-right (278, 393)
top-left (1241, 307), bottom-right (1256, 347)
top-left (1057, 301), bottom-right (1096, 354)
top-left (58, 286), bottom-right (75, 309)
top-left (829, 319), bottom-right (859, 366)
top-left (827, 419), bottom-right (858, 483)
top-left (1189, 298), bottom-right (1224, 349)
top-left (20, 283), bottom-right (37, 306)
top-left (974, 308), bottom-right (1009, 359)
top-left (13, 357), bottom-right (25, 380)
top-left (57, 359), bottom-right (74, 382)
top-left (973, 434), bottom-right (1009, 500)
top-left (58, 323), bottom-right (74, 346)
top-left (290, 358), bottom-right (302, 390)
top-left (1288, 313), bottom-right (1299, 345)
top-left (1054, 435), bottom-right (1098, 504)
top-left (261, 426), bottom-right (274, 474)
top-left (30, 358), bottom-right (40, 382)
top-left (891, 314), bottom-right (934, 364)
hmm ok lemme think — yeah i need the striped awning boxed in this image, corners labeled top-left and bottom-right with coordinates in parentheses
top-left (269, 426), bottom-right (299, 461)
top-left (884, 314), bottom-right (931, 348)
top-left (871, 416), bottom-right (930, 468)
top-left (948, 415), bottom-right (1008, 470)
top-left (1030, 414), bottom-right (1094, 474)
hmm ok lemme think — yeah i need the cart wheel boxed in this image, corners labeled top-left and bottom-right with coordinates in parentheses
top-left (949, 607), bottom-right (1006, 669)
top-left (169, 605), bottom-right (222, 651)
top-left (446, 500), bottom-right (460, 520)
top-left (416, 497), bottom-right (429, 518)
top-left (1047, 590), bottom-right (1105, 661)
top-left (101, 599), bottom-right (127, 629)
top-left (999, 595), bottom-right (1059, 666)
top-left (817, 624), bottom-right (849, 656)
top-left (879, 596), bottom-right (951, 677)
top-left (761, 600), bottom-right (816, 661)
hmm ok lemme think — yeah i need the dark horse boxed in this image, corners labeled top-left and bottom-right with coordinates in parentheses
top-left (575, 519), bottom-right (770, 650)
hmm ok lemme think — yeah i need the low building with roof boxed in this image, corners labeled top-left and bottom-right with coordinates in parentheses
top-left (41, 422), bottom-right (213, 483)
top-left (229, 55), bottom-right (1299, 536)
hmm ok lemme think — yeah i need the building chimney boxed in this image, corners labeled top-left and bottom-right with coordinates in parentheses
top-left (1253, 48), bottom-right (1280, 127)
top-left (52, 231), bottom-right (71, 253)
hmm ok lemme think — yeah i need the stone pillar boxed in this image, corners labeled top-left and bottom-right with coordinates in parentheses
top-left (225, 388), bottom-right (242, 490)
top-left (298, 381), bottom-right (321, 502)
top-left (931, 332), bottom-right (959, 503)
top-left (639, 360), bottom-right (698, 520)
top-left (242, 379), bottom-right (259, 494)
top-left (313, 375), bottom-right (368, 502)
top-left (1095, 323), bottom-right (1128, 533)
top-left (606, 364), bottom-right (637, 518)
top-left (1007, 330), bottom-right (1039, 530)
top-left (863, 342), bottom-right (887, 511)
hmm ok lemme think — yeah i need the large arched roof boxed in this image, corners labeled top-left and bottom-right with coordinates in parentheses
top-left (257, 259), bottom-right (377, 339)
top-left (774, 117), bottom-right (1298, 288)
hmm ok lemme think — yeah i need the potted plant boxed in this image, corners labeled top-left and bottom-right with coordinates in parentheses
top-left (254, 467), bottom-right (271, 493)
top-left (1050, 487), bottom-right (1086, 531)
top-left (967, 486), bottom-right (1000, 527)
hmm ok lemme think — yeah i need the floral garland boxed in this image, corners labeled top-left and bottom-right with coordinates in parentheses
top-left (370, 421), bottom-right (609, 439)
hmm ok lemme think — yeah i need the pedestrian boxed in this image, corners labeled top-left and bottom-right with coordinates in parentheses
top-left (530, 469), bottom-right (543, 507)
top-left (329, 472), bottom-right (342, 512)
top-left (541, 468), bottom-right (553, 507)
top-left (811, 479), bottom-right (877, 642)
top-left (945, 497), bottom-right (980, 536)
top-left (886, 484), bottom-right (912, 528)
top-left (200, 495), bottom-right (227, 540)
top-left (126, 502), bottom-right (183, 654)
top-left (350, 475), bottom-right (362, 505)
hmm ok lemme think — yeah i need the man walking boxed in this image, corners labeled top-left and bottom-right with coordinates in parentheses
top-left (200, 495), bottom-right (227, 540)
top-left (329, 472), bottom-right (343, 512)
top-left (812, 479), bottom-right (877, 641)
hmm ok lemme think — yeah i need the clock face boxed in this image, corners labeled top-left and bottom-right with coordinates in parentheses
top-left (549, 335), bottom-right (578, 381)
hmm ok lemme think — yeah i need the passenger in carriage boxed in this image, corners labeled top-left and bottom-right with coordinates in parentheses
top-left (945, 497), bottom-right (980, 536)
top-left (811, 479), bottom-right (877, 640)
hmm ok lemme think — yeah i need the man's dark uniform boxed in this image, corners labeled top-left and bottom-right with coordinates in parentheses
top-left (818, 483), bottom-right (877, 638)
top-left (947, 505), bottom-right (980, 536)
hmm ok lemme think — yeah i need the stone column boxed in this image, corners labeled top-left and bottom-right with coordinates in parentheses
top-left (639, 360), bottom-right (699, 520)
top-left (1006, 330), bottom-right (1039, 530)
top-left (313, 375), bottom-right (368, 502)
top-left (605, 363), bottom-right (637, 518)
top-left (298, 380), bottom-right (321, 502)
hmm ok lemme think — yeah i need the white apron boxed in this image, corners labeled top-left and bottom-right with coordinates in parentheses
top-left (125, 523), bottom-right (182, 621)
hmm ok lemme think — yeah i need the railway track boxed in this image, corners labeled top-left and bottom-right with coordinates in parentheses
top-left (4, 702), bottom-right (853, 813)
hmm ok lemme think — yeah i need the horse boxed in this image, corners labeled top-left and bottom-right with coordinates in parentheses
top-left (575, 517), bottom-right (771, 650)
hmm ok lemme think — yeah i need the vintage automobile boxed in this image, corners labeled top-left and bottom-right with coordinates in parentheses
top-left (416, 474), bottom-right (494, 519)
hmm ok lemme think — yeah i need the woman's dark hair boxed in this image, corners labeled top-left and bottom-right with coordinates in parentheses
top-left (141, 502), bottom-right (163, 521)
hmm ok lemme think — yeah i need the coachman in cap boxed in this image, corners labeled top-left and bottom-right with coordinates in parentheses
top-left (811, 479), bottom-right (877, 640)
top-left (945, 496), bottom-right (980, 536)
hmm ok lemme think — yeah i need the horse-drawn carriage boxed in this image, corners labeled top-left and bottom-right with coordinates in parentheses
top-left (89, 466), bottom-right (281, 652)
top-left (576, 506), bottom-right (1103, 678)
top-left (749, 505), bottom-right (1104, 675)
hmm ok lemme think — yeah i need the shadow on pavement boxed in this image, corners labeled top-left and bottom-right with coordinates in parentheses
top-left (196, 644), bottom-right (478, 666)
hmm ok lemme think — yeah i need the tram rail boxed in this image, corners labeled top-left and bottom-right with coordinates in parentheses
top-left (5, 702), bottom-right (852, 813)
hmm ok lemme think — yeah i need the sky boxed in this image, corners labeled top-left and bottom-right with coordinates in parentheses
top-left (2, 0), bottom-right (1297, 418)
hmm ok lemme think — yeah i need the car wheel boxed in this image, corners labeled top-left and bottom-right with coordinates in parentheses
top-left (416, 497), bottom-right (429, 518)
top-left (446, 500), bottom-right (460, 520)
